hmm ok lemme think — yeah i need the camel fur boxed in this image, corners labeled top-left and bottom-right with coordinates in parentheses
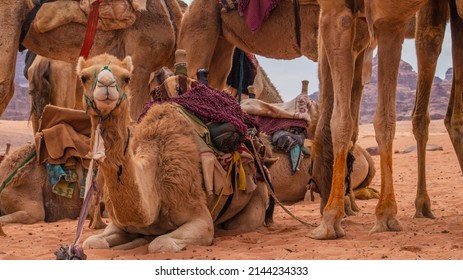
top-left (78, 53), bottom-right (269, 253)
top-left (26, 53), bottom-right (84, 133)
top-left (0, 143), bottom-right (106, 236)
top-left (0, 0), bottom-right (182, 121)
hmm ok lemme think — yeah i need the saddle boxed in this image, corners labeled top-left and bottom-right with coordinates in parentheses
top-left (31, 0), bottom-right (146, 33)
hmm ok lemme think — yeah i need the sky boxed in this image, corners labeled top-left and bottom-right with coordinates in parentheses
top-left (182, 0), bottom-right (453, 101)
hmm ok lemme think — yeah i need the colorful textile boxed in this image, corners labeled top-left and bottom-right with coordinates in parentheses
top-left (46, 163), bottom-right (78, 199)
top-left (238, 0), bottom-right (281, 32)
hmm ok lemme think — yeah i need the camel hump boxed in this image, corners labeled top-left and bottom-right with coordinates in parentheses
top-left (34, 0), bottom-right (144, 34)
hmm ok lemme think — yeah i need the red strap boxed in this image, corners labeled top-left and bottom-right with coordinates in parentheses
top-left (79, 0), bottom-right (101, 59)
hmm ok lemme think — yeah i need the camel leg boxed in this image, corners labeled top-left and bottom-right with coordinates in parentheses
top-left (0, 2), bottom-right (27, 116)
top-left (0, 208), bottom-right (45, 225)
top-left (208, 38), bottom-right (235, 90)
top-left (221, 182), bottom-right (269, 232)
top-left (445, 0), bottom-right (463, 178)
top-left (345, 41), bottom-right (370, 215)
top-left (177, 0), bottom-right (221, 84)
top-left (0, 224), bottom-right (5, 236)
top-left (412, 0), bottom-right (447, 219)
top-left (308, 2), bottom-right (356, 240)
top-left (310, 27), bottom-right (334, 216)
top-left (148, 206), bottom-right (214, 253)
top-left (83, 223), bottom-right (148, 250)
top-left (369, 23), bottom-right (406, 235)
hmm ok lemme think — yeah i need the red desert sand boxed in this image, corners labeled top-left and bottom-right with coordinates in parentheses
top-left (0, 119), bottom-right (462, 260)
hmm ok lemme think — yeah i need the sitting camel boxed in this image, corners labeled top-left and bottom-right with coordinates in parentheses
top-left (0, 106), bottom-right (106, 235)
top-left (0, 0), bottom-right (182, 121)
top-left (240, 82), bottom-right (377, 206)
top-left (78, 53), bottom-right (270, 252)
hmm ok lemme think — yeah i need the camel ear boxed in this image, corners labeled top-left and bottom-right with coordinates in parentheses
top-left (122, 56), bottom-right (134, 73)
top-left (76, 56), bottom-right (86, 75)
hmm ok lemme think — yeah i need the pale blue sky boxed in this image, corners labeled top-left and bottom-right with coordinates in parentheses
top-left (182, 0), bottom-right (453, 101)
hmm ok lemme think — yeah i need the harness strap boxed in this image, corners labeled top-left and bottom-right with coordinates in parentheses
top-left (0, 150), bottom-right (36, 194)
top-left (80, 0), bottom-right (101, 58)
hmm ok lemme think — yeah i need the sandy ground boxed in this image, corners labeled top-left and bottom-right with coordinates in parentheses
top-left (0, 119), bottom-right (462, 260)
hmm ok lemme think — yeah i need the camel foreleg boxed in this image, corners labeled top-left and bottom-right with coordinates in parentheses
top-left (369, 24), bottom-right (406, 235)
top-left (148, 207), bottom-right (214, 253)
top-left (83, 223), bottom-right (147, 250)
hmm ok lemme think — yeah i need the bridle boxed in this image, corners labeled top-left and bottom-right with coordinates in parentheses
top-left (83, 65), bottom-right (128, 121)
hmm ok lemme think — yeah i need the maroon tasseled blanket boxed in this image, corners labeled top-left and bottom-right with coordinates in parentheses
top-left (141, 83), bottom-right (250, 135)
top-left (253, 115), bottom-right (308, 137)
top-left (238, 0), bottom-right (281, 32)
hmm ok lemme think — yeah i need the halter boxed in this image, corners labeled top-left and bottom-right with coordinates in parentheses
top-left (84, 65), bottom-right (128, 121)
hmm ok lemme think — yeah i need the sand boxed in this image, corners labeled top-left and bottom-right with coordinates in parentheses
top-left (0, 119), bottom-right (462, 260)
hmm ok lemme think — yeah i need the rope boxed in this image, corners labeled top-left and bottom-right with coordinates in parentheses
top-left (248, 135), bottom-right (315, 228)
top-left (0, 150), bottom-right (36, 194)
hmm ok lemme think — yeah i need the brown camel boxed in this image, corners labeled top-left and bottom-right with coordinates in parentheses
top-left (78, 53), bottom-right (270, 252)
top-left (178, 0), bottom-right (320, 91)
top-left (0, 0), bottom-right (182, 121)
top-left (0, 143), bottom-right (106, 236)
top-left (240, 82), bottom-right (377, 205)
top-left (27, 54), bottom-right (83, 133)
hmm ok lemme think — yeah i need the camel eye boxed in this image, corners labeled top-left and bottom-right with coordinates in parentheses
top-left (123, 76), bottom-right (130, 84)
top-left (81, 75), bottom-right (89, 84)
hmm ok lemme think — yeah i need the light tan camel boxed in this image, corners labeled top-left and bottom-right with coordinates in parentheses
top-left (27, 54), bottom-right (83, 133)
top-left (0, 0), bottom-right (182, 121)
top-left (0, 143), bottom-right (106, 235)
top-left (78, 53), bottom-right (270, 252)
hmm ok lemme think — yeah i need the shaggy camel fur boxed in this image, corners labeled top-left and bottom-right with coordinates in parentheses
top-left (27, 54), bottom-right (83, 133)
top-left (0, 144), bottom-right (106, 235)
top-left (78, 53), bottom-right (269, 252)
top-left (0, 0), bottom-right (182, 121)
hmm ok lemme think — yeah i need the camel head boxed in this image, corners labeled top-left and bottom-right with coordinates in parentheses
top-left (76, 53), bottom-right (133, 118)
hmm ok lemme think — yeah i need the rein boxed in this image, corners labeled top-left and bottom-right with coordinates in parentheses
top-left (248, 132), bottom-right (315, 228)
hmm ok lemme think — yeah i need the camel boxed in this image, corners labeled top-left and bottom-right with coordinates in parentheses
top-left (0, 104), bottom-right (108, 235)
top-left (0, 143), bottom-right (106, 235)
top-left (26, 53), bottom-right (83, 133)
top-left (240, 82), bottom-right (377, 205)
top-left (78, 53), bottom-right (270, 252)
top-left (177, 0), bottom-right (320, 91)
top-left (0, 0), bottom-right (182, 121)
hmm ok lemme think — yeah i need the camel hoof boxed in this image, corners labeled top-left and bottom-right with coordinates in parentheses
top-left (414, 205), bottom-right (436, 219)
top-left (83, 236), bottom-right (110, 249)
top-left (306, 223), bottom-right (345, 240)
top-left (414, 211), bottom-right (435, 219)
top-left (369, 217), bottom-right (403, 235)
top-left (148, 236), bottom-right (184, 253)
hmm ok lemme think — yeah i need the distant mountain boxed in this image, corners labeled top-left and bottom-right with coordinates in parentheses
top-left (310, 55), bottom-right (451, 125)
